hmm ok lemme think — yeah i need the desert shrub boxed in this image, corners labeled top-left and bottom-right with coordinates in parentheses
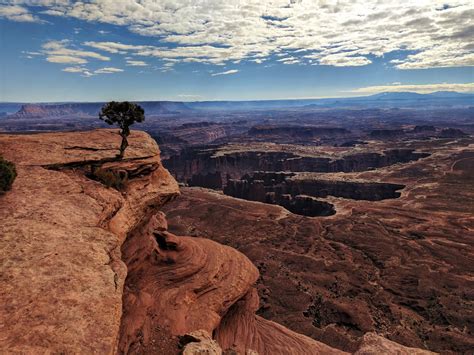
top-left (91, 167), bottom-right (128, 190)
top-left (0, 156), bottom-right (17, 193)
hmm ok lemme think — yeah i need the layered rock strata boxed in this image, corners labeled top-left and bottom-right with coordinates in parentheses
top-left (0, 129), bottom-right (438, 354)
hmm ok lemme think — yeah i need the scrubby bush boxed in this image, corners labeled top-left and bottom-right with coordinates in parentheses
top-left (91, 167), bottom-right (128, 190)
top-left (0, 156), bottom-right (17, 193)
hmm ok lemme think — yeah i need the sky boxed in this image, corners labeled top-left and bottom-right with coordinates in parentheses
top-left (0, 0), bottom-right (473, 102)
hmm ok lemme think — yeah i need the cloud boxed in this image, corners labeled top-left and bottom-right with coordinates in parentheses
top-left (61, 65), bottom-right (123, 76)
top-left (350, 82), bottom-right (474, 94)
top-left (47, 55), bottom-right (87, 64)
top-left (40, 40), bottom-right (112, 68)
top-left (0, 5), bottom-right (43, 23)
top-left (318, 55), bottom-right (372, 67)
top-left (62, 66), bottom-right (87, 73)
top-left (94, 67), bottom-right (124, 74)
top-left (83, 41), bottom-right (147, 54)
top-left (7, 1), bottom-right (474, 69)
top-left (126, 60), bottom-right (148, 66)
top-left (43, 40), bottom-right (110, 61)
top-left (211, 69), bottom-right (239, 76)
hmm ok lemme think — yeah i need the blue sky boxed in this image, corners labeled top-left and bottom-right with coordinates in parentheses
top-left (0, 1), bottom-right (473, 102)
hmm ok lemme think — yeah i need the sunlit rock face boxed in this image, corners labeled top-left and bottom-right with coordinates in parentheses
top-left (0, 129), bottom-right (452, 354)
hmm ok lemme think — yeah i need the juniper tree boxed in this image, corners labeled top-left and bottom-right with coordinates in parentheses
top-left (99, 101), bottom-right (145, 159)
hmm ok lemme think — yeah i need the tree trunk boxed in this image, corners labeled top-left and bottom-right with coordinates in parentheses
top-left (117, 125), bottom-right (130, 159)
top-left (118, 134), bottom-right (128, 159)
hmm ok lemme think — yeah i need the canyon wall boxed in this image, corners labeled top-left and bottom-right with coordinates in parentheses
top-left (222, 172), bottom-right (405, 216)
top-left (0, 130), bottom-right (436, 354)
top-left (164, 147), bottom-right (429, 189)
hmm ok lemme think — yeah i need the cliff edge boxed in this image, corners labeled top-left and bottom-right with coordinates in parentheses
top-left (0, 130), bottom-right (435, 354)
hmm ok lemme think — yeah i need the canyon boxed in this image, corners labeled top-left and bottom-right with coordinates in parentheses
top-left (0, 129), bottom-right (445, 354)
top-left (162, 136), bottom-right (474, 353)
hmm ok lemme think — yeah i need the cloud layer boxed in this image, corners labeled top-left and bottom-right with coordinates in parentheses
top-left (351, 82), bottom-right (474, 94)
top-left (3, 1), bottom-right (473, 72)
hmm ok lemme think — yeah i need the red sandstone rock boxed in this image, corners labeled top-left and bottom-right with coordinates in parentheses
top-left (0, 129), bottom-right (443, 354)
top-left (163, 136), bottom-right (474, 354)
top-left (0, 130), bottom-right (179, 354)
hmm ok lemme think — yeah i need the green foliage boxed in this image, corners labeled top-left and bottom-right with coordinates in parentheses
top-left (91, 167), bottom-right (128, 190)
top-left (99, 101), bottom-right (145, 159)
top-left (0, 156), bottom-right (17, 193)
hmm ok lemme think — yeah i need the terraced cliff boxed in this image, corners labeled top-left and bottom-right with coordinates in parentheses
top-left (0, 130), bottom-right (436, 354)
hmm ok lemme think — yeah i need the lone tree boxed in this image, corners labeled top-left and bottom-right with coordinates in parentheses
top-left (99, 101), bottom-right (145, 159)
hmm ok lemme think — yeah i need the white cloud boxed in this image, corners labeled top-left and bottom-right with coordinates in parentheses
top-left (83, 41), bottom-right (147, 54)
top-left (7, 1), bottom-right (474, 69)
top-left (0, 5), bottom-right (43, 22)
top-left (350, 82), bottom-right (474, 94)
top-left (62, 66), bottom-right (86, 73)
top-left (211, 69), bottom-right (239, 76)
top-left (126, 60), bottom-right (148, 66)
top-left (61, 65), bottom-right (123, 77)
top-left (47, 55), bottom-right (87, 64)
top-left (43, 40), bottom-right (110, 61)
top-left (94, 67), bottom-right (124, 74)
top-left (40, 40), bottom-right (112, 68)
top-left (318, 55), bottom-right (372, 67)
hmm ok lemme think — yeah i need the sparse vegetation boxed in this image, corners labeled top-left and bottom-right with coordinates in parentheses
top-left (0, 156), bottom-right (17, 193)
top-left (99, 101), bottom-right (145, 159)
top-left (90, 166), bottom-right (128, 190)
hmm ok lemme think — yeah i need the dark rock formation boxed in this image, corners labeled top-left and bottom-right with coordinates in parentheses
top-left (249, 125), bottom-right (350, 138)
top-left (413, 125), bottom-right (436, 133)
top-left (369, 129), bottom-right (405, 139)
top-left (439, 128), bottom-right (469, 138)
top-left (224, 172), bottom-right (404, 216)
top-left (164, 147), bottom-right (429, 188)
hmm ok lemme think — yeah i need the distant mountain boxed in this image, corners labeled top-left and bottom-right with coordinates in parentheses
top-left (0, 103), bottom-right (24, 117)
top-left (303, 91), bottom-right (474, 109)
top-left (3, 91), bottom-right (473, 118)
top-left (10, 103), bottom-right (101, 118)
top-left (367, 91), bottom-right (472, 100)
top-left (7, 101), bottom-right (193, 119)
top-left (366, 92), bottom-right (428, 100)
top-left (428, 91), bottom-right (472, 98)
top-left (139, 101), bottom-right (192, 114)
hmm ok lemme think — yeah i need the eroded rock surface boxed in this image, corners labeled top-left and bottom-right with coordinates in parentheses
top-left (163, 139), bottom-right (474, 354)
top-left (0, 130), bottom-right (179, 354)
top-left (118, 212), bottom-right (346, 355)
top-left (0, 129), bottom-right (446, 355)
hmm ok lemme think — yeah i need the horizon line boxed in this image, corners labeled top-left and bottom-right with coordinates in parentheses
top-left (1, 90), bottom-right (473, 104)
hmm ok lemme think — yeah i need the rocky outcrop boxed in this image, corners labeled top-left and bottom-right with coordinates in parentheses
top-left (118, 212), bottom-right (260, 353)
top-left (354, 333), bottom-right (436, 355)
top-left (180, 330), bottom-right (223, 355)
top-left (0, 129), bottom-right (441, 354)
top-left (0, 129), bottom-right (179, 354)
top-left (118, 210), bottom-right (347, 354)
